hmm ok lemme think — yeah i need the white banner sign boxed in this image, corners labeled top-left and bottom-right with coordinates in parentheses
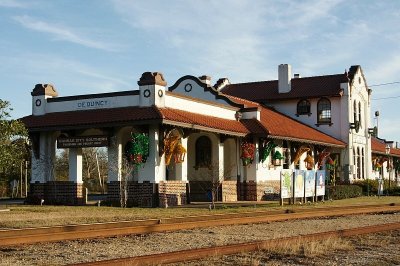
top-left (280, 169), bottom-right (293, 199)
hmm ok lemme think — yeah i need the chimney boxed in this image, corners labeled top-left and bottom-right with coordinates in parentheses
top-left (294, 73), bottom-right (301, 78)
top-left (278, 64), bottom-right (291, 93)
top-left (214, 78), bottom-right (230, 91)
top-left (199, 75), bottom-right (211, 86)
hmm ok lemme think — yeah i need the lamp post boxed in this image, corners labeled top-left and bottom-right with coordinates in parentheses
top-left (375, 111), bottom-right (380, 137)
top-left (385, 144), bottom-right (391, 195)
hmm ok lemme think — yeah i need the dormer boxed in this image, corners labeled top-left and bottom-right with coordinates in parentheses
top-left (138, 72), bottom-right (167, 107)
top-left (31, 84), bottom-right (58, 116)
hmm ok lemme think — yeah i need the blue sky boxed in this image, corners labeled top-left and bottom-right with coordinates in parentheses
top-left (1, 0), bottom-right (400, 142)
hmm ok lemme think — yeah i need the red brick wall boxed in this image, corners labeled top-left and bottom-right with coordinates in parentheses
top-left (158, 181), bottom-right (187, 208)
top-left (239, 181), bottom-right (280, 201)
top-left (28, 181), bottom-right (86, 205)
top-left (188, 181), bottom-right (212, 202)
top-left (28, 182), bottom-right (45, 204)
top-left (220, 181), bottom-right (238, 202)
top-left (107, 181), bottom-right (157, 207)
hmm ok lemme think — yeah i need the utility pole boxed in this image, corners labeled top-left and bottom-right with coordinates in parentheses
top-left (25, 160), bottom-right (28, 198)
top-left (375, 111), bottom-right (380, 137)
top-left (20, 161), bottom-right (23, 198)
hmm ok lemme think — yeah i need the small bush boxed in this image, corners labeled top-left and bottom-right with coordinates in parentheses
top-left (326, 185), bottom-right (362, 200)
top-left (388, 186), bottom-right (400, 196)
top-left (353, 180), bottom-right (379, 195)
top-left (354, 179), bottom-right (400, 196)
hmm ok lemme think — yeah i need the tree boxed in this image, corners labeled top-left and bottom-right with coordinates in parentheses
top-left (54, 147), bottom-right (108, 192)
top-left (82, 147), bottom-right (107, 193)
top-left (55, 149), bottom-right (69, 181)
top-left (0, 99), bottom-right (28, 197)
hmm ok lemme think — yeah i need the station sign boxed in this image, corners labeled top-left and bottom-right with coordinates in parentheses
top-left (57, 135), bottom-right (109, 148)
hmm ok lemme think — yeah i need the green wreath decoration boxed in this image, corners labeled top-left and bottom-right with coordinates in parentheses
top-left (124, 133), bottom-right (150, 167)
top-left (260, 141), bottom-right (277, 163)
top-left (394, 158), bottom-right (400, 172)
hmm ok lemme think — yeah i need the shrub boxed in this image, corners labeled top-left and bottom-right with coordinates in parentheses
top-left (353, 179), bottom-right (379, 195)
top-left (354, 179), bottom-right (400, 196)
top-left (326, 185), bottom-right (362, 200)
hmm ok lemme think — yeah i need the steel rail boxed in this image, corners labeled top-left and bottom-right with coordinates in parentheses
top-left (71, 222), bottom-right (400, 266)
top-left (0, 204), bottom-right (399, 246)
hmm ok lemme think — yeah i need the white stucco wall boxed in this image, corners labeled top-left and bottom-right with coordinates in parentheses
top-left (268, 97), bottom-right (344, 141)
top-left (170, 78), bottom-right (232, 106)
top-left (187, 132), bottom-right (223, 181)
top-left (45, 94), bottom-right (140, 114)
top-left (165, 94), bottom-right (237, 120)
top-left (349, 69), bottom-right (372, 181)
top-left (31, 131), bottom-right (57, 183)
top-left (223, 138), bottom-right (238, 180)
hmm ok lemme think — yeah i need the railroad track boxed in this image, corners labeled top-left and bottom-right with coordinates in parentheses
top-left (71, 221), bottom-right (400, 266)
top-left (0, 203), bottom-right (399, 247)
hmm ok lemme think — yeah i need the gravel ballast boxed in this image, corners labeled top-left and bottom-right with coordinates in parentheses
top-left (0, 212), bottom-right (399, 265)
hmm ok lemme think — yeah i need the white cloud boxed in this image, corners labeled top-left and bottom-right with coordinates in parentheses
top-left (0, 0), bottom-right (29, 8)
top-left (111, 0), bottom-right (347, 82)
top-left (13, 15), bottom-right (118, 52)
top-left (1, 51), bottom-right (132, 93)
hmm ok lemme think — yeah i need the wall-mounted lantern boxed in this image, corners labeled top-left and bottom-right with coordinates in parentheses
top-left (272, 150), bottom-right (284, 166)
top-left (349, 121), bottom-right (360, 133)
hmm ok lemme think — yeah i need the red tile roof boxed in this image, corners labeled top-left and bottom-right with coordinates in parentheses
top-left (21, 106), bottom-right (250, 136)
top-left (371, 137), bottom-right (400, 157)
top-left (225, 95), bottom-right (345, 147)
top-left (21, 95), bottom-right (346, 147)
top-left (258, 107), bottom-right (344, 147)
top-left (221, 73), bottom-right (348, 101)
top-left (157, 108), bottom-right (249, 136)
top-left (21, 106), bottom-right (161, 131)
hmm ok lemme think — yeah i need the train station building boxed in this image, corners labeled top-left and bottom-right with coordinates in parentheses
top-left (21, 65), bottom-right (400, 207)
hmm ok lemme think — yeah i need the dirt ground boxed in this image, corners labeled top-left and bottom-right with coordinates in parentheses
top-left (0, 212), bottom-right (399, 265)
top-left (179, 230), bottom-right (400, 266)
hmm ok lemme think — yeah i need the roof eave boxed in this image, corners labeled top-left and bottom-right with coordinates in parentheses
top-left (162, 119), bottom-right (247, 137)
top-left (268, 135), bottom-right (346, 148)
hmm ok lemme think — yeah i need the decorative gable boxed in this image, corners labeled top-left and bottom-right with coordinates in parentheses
top-left (168, 75), bottom-right (242, 108)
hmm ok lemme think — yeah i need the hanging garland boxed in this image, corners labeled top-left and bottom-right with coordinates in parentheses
top-left (317, 149), bottom-right (330, 169)
top-left (394, 158), bottom-right (400, 172)
top-left (163, 128), bottom-right (186, 166)
top-left (124, 133), bottom-right (150, 167)
top-left (325, 156), bottom-right (335, 170)
top-left (372, 156), bottom-right (381, 171)
top-left (293, 145), bottom-right (310, 165)
top-left (241, 141), bottom-right (256, 166)
top-left (378, 157), bottom-right (388, 171)
top-left (304, 152), bottom-right (315, 170)
top-left (260, 141), bottom-right (277, 163)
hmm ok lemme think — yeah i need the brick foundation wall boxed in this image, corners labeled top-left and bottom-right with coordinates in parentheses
top-left (188, 181), bottom-right (212, 202)
top-left (240, 181), bottom-right (280, 201)
top-left (256, 181), bottom-right (280, 201)
top-left (28, 181), bottom-right (86, 205)
top-left (220, 181), bottom-right (238, 202)
top-left (28, 182), bottom-right (45, 204)
top-left (107, 181), bottom-right (158, 207)
top-left (158, 181), bottom-right (187, 208)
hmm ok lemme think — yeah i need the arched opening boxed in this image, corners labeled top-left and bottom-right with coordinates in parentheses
top-left (195, 136), bottom-right (212, 169)
top-left (317, 98), bottom-right (331, 124)
top-left (297, 99), bottom-right (311, 115)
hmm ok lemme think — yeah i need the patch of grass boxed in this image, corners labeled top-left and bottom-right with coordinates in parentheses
top-left (1, 196), bottom-right (399, 229)
top-left (262, 237), bottom-right (353, 257)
